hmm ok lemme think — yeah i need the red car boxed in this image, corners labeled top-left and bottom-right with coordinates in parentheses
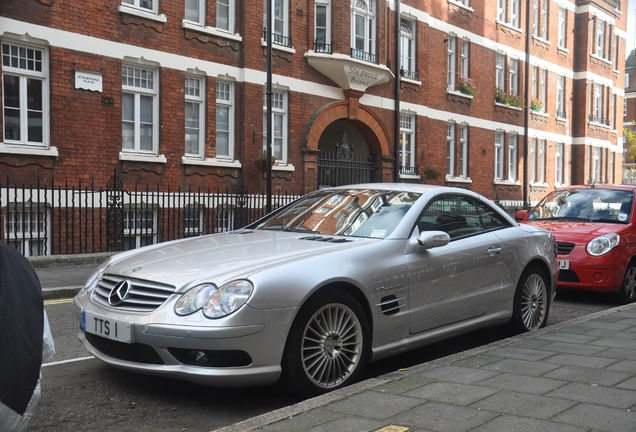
top-left (516, 184), bottom-right (636, 304)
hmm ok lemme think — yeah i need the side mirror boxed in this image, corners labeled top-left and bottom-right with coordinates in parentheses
top-left (515, 209), bottom-right (529, 221)
top-left (417, 231), bottom-right (451, 249)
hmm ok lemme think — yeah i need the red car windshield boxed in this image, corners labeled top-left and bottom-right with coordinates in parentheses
top-left (527, 188), bottom-right (633, 223)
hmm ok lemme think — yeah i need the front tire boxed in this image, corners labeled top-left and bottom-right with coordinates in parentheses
top-left (510, 265), bottom-right (549, 333)
top-left (281, 290), bottom-right (370, 398)
top-left (618, 262), bottom-right (636, 304)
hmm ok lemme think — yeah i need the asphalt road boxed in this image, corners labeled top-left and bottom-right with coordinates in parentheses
top-left (30, 291), bottom-right (622, 431)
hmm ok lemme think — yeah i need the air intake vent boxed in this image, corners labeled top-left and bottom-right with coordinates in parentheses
top-left (557, 242), bottom-right (575, 255)
top-left (376, 294), bottom-right (404, 316)
top-left (299, 235), bottom-right (351, 243)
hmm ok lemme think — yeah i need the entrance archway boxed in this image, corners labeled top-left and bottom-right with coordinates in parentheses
top-left (303, 94), bottom-right (393, 192)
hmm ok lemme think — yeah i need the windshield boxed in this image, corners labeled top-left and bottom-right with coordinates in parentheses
top-left (527, 188), bottom-right (633, 223)
top-left (251, 189), bottom-right (421, 238)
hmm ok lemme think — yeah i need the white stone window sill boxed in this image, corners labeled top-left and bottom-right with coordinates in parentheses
top-left (399, 174), bottom-right (421, 180)
top-left (447, 176), bottom-right (472, 183)
top-left (261, 39), bottom-right (296, 54)
top-left (182, 157), bottom-right (242, 168)
top-left (557, 45), bottom-right (569, 54)
top-left (529, 182), bottom-right (549, 188)
top-left (182, 21), bottom-right (243, 42)
top-left (532, 35), bottom-right (551, 46)
top-left (0, 142), bottom-right (59, 157)
top-left (401, 77), bottom-right (422, 86)
top-left (119, 152), bottom-right (167, 163)
top-left (556, 116), bottom-right (568, 122)
top-left (588, 121), bottom-right (611, 129)
top-left (494, 180), bottom-right (522, 186)
top-left (531, 110), bottom-right (550, 118)
top-left (447, 89), bottom-right (473, 99)
top-left (495, 20), bottom-right (523, 34)
top-left (273, 163), bottom-right (295, 172)
top-left (494, 101), bottom-right (522, 111)
top-left (590, 53), bottom-right (612, 65)
top-left (118, 5), bottom-right (167, 23)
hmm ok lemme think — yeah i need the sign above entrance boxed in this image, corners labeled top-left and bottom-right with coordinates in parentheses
top-left (305, 52), bottom-right (393, 92)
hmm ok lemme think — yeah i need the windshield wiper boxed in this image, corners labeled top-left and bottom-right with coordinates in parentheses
top-left (283, 226), bottom-right (321, 234)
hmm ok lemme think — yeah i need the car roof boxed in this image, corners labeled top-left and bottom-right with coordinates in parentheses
top-left (556, 184), bottom-right (636, 193)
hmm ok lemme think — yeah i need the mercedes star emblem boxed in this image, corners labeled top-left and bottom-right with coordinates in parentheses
top-left (108, 280), bottom-right (132, 306)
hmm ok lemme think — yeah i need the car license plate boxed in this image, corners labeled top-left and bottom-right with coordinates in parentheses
top-left (82, 311), bottom-right (133, 343)
top-left (559, 260), bottom-right (570, 270)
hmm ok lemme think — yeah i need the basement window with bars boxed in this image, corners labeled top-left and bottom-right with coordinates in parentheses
top-left (123, 207), bottom-right (157, 250)
top-left (3, 204), bottom-right (50, 256)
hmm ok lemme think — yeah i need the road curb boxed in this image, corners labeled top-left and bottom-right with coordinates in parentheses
top-left (28, 252), bottom-right (116, 269)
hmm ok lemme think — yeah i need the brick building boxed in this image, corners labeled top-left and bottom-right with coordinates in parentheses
top-left (625, 48), bottom-right (636, 170)
top-left (0, 0), bottom-right (629, 254)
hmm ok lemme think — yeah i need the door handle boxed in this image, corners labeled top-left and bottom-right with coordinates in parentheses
top-left (487, 246), bottom-right (502, 256)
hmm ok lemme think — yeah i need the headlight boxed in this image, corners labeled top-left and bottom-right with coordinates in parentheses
top-left (586, 233), bottom-right (620, 256)
top-left (175, 280), bottom-right (253, 319)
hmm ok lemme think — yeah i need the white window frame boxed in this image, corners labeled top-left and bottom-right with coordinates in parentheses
top-left (556, 75), bottom-right (565, 119)
top-left (459, 124), bottom-right (468, 178)
top-left (185, 75), bottom-right (205, 158)
top-left (399, 114), bottom-right (415, 175)
top-left (540, 68), bottom-right (547, 112)
top-left (539, 139), bottom-right (546, 183)
top-left (596, 18), bottom-right (605, 57)
top-left (185, 0), bottom-right (205, 26)
top-left (508, 134), bottom-right (517, 181)
top-left (595, 84), bottom-right (603, 122)
top-left (263, 89), bottom-right (288, 163)
top-left (532, 65), bottom-right (538, 99)
top-left (613, 35), bottom-right (619, 70)
top-left (400, 19), bottom-right (416, 76)
top-left (593, 146), bottom-right (601, 182)
top-left (511, 0), bottom-right (520, 28)
top-left (351, 0), bottom-right (376, 61)
top-left (447, 35), bottom-right (456, 90)
top-left (495, 132), bottom-right (504, 180)
top-left (447, 123), bottom-right (455, 177)
top-left (555, 142), bottom-right (564, 185)
top-left (530, 138), bottom-right (537, 183)
top-left (626, 73), bottom-right (631, 89)
top-left (2, 41), bottom-right (49, 147)
top-left (540, 0), bottom-right (548, 39)
top-left (558, 7), bottom-right (566, 48)
top-left (496, 53), bottom-right (505, 91)
top-left (533, 0), bottom-right (539, 37)
top-left (217, 0), bottom-right (234, 33)
top-left (497, 0), bottom-right (506, 22)
top-left (264, 0), bottom-right (290, 46)
top-left (121, 64), bottom-right (159, 155)
top-left (122, 0), bottom-right (157, 14)
top-left (315, 0), bottom-right (331, 51)
top-left (509, 58), bottom-right (518, 96)
top-left (216, 81), bottom-right (234, 160)
top-left (460, 39), bottom-right (469, 78)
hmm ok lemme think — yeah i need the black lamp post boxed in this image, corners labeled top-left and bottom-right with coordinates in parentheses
top-left (265, 0), bottom-right (273, 213)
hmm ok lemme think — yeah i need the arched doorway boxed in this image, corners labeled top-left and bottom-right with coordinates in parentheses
top-left (317, 120), bottom-right (376, 187)
top-left (304, 95), bottom-right (393, 192)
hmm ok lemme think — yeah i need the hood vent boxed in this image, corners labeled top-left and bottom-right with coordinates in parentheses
top-left (299, 235), bottom-right (351, 243)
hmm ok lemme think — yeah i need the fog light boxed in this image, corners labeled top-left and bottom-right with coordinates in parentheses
top-left (593, 272), bottom-right (605, 283)
top-left (187, 350), bottom-right (208, 365)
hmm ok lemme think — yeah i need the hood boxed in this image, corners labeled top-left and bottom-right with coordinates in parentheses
top-left (103, 230), bottom-right (375, 291)
top-left (522, 220), bottom-right (624, 244)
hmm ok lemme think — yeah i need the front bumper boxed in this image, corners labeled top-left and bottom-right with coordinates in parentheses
top-left (557, 248), bottom-right (625, 293)
top-left (73, 294), bottom-right (297, 387)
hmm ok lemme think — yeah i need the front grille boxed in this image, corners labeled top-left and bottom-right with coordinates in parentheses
top-left (85, 333), bottom-right (164, 365)
top-left (92, 274), bottom-right (175, 312)
top-left (559, 269), bottom-right (580, 283)
top-left (557, 242), bottom-right (575, 256)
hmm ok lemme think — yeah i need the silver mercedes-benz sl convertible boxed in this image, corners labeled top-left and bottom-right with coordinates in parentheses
top-left (74, 183), bottom-right (558, 397)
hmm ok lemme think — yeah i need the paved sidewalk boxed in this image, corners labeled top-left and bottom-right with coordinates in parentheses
top-left (220, 303), bottom-right (636, 432)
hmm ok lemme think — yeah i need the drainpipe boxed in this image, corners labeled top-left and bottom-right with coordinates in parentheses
top-left (522, 0), bottom-right (531, 208)
top-left (394, 0), bottom-right (401, 183)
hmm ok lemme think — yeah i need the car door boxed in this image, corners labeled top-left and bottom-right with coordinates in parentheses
top-left (406, 195), bottom-right (506, 334)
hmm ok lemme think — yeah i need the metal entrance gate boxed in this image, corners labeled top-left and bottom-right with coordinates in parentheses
top-left (317, 150), bottom-right (377, 187)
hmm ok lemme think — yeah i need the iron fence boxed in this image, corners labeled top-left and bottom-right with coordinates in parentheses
top-left (1, 172), bottom-right (298, 257)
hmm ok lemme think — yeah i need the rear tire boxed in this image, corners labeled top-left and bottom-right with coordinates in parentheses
top-left (281, 289), bottom-right (370, 398)
top-left (510, 265), bottom-right (550, 333)
top-left (618, 262), bottom-right (636, 304)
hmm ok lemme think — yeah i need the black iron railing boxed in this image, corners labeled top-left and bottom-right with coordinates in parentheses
top-left (350, 48), bottom-right (377, 64)
top-left (1, 173), bottom-right (298, 256)
top-left (400, 68), bottom-right (419, 81)
top-left (314, 41), bottom-right (332, 54)
top-left (263, 29), bottom-right (292, 48)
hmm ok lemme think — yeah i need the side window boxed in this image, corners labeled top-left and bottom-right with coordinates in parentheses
top-left (416, 196), bottom-right (510, 239)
